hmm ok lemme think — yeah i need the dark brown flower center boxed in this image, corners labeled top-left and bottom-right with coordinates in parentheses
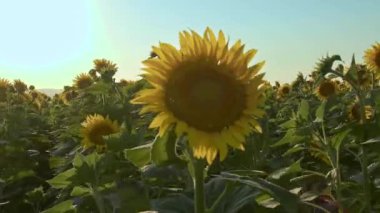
top-left (319, 82), bottom-right (335, 97)
top-left (281, 87), bottom-right (290, 94)
top-left (165, 60), bottom-right (246, 132)
top-left (88, 122), bottom-right (116, 145)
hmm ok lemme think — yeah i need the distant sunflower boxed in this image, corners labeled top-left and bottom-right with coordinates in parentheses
top-left (348, 102), bottom-right (374, 122)
top-left (364, 42), bottom-right (380, 76)
top-left (119, 79), bottom-right (133, 87)
top-left (315, 80), bottom-right (337, 100)
top-left (0, 78), bottom-right (11, 93)
top-left (30, 91), bottom-right (39, 99)
top-left (81, 114), bottom-right (120, 149)
top-left (132, 28), bottom-right (266, 164)
top-left (277, 83), bottom-right (291, 98)
top-left (60, 90), bottom-right (78, 105)
top-left (93, 59), bottom-right (118, 72)
top-left (74, 73), bottom-right (93, 89)
top-left (13, 79), bottom-right (28, 94)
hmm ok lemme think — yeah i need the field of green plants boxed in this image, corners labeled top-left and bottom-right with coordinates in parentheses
top-left (1, 29), bottom-right (380, 213)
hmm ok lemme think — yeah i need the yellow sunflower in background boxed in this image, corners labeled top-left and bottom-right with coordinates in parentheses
top-left (315, 79), bottom-right (337, 100)
top-left (132, 28), bottom-right (266, 164)
top-left (13, 79), bottom-right (28, 94)
top-left (93, 59), bottom-right (118, 72)
top-left (277, 83), bottom-right (291, 98)
top-left (364, 42), bottom-right (380, 76)
top-left (81, 114), bottom-right (120, 150)
top-left (74, 73), bottom-right (93, 89)
top-left (348, 102), bottom-right (374, 122)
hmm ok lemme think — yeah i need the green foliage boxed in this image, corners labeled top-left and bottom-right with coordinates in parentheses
top-left (1, 54), bottom-right (380, 213)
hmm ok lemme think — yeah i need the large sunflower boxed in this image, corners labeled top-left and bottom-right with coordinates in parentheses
top-left (81, 114), bottom-right (120, 149)
top-left (364, 42), bottom-right (380, 76)
top-left (315, 79), bottom-right (337, 100)
top-left (132, 28), bottom-right (266, 164)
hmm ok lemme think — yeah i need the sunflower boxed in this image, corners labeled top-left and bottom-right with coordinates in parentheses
top-left (119, 79), bottom-right (131, 87)
top-left (277, 83), bottom-right (291, 98)
top-left (30, 91), bottom-right (39, 99)
top-left (348, 102), bottom-right (374, 122)
top-left (357, 65), bottom-right (372, 88)
top-left (60, 90), bottom-right (78, 105)
top-left (132, 28), bottom-right (266, 164)
top-left (315, 80), bottom-right (337, 100)
top-left (364, 42), bottom-right (380, 76)
top-left (93, 59), bottom-right (118, 72)
top-left (13, 79), bottom-right (28, 94)
top-left (74, 73), bottom-right (93, 89)
top-left (81, 114), bottom-right (120, 149)
top-left (0, 78), bottom-right (11, 93)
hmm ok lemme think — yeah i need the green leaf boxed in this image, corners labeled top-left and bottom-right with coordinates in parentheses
top-left (124, 143), bottom-right (152, 168)
top-left (297, 100), bottom-right (309, 121)
top-left (86, 81), bottom-right (111, 95)
top-left (221, 174), bottom-right (300, 213)
top-left (344, 54), bottom-right (358, 83)
top-left (371, 89), bottom-right (380, 109)
top-left (151, 130), bottom-right (181, 166)
top-left (271, 129), bottom-right (305, 147)
top-left (205, 178), bottom-right (257, 213)
top-left (282, 145), bottom-right (305, 157)
top-left (315, 101), bottom-right (326, 122)
top-left (331, 129), bottom-right (351, 151)
top-left (114, 183), bottom-right (150, 212)
top-left (72, 153), bottom-right (97, 185)
top-left (42, 200), bottom-right (75, 213)
top-left (70, 186), bottom-right (91, 197)
top-left (47, 168), bottom-right (76, 189)
top-left (72, 153), bottom-right (85, 169)
top-left (361, 137), bottom-right (380, 145)
top-left (151, 194), bottom-right (193, 213)
top-left (269, 159), bottom-right (302, 180)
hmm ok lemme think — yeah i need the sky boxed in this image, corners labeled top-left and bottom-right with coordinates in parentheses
top-left (0, 0), bottom-right (379, 89)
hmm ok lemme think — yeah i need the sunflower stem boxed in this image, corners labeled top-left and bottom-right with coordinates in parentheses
top-left (193, 158), bottom-right (206, 213)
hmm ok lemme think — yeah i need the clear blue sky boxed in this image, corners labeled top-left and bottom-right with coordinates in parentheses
top-left (0, 0), bottom-right (379, 89)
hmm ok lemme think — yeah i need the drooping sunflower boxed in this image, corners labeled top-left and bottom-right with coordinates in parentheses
top-left (81, 114), bottom-right (120, 150)
top-left (74, 73), bottom-right (93, 89)
top-left (348, 102), bottom-right (374, 122)
top-left (315, 79), bottom-right (338, 100)
top-left (364, 42), bottom-right (380, 76)
top-left (132, 28), bottom-right (266, 164)
top-left (13, 79), bottom-right (28, 94)
top-left (277, 83), bottom-right (291, 98)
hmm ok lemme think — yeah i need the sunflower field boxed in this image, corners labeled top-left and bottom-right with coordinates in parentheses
top-left (1, 28), bottom-right (380, 213)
